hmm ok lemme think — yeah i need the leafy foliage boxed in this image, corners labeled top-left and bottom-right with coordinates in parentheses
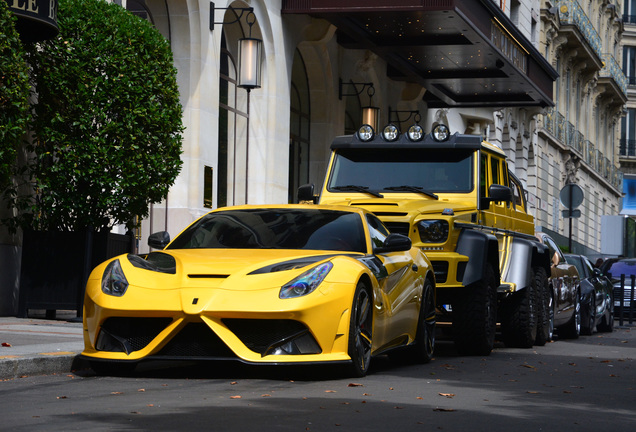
top-left (6, 0), bottom-right (183, 232)
top-left (0, 1), bottom-right (30, 191)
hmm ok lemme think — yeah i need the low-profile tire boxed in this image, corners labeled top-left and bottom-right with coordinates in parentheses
top-left (413, 277), bottom-right (436, 363)
top-left (559, 289), bottom-right (581, 339)
top-left (501, 271), bottom-right (538, 348)
top-left (534, 267), bottom-right (552, 346)
top-left (597, 294), bottom-right (614, 333)
top-left (347, 281), bottom-right (373, 377)
top-left (90, 360), bottom-right (137, 376)
top-left (452, 265), bottom-right (497, 356)
top-left (580, 296), bottom-right (595, 336)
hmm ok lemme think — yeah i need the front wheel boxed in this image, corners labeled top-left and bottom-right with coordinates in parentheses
top-left (597, 293), bottom-right (614, 333)
top-left (580, 296), bottom-right (595, 336)
top-left (534, 267), bottom-right (552, 346)
top-left (347, 281), bottom-right (373, 377)
top-left (560, 289), bottom-right (581, 339)
top-left (413, 278), bottom-right (436, 363)
top-left (452, 265), bottom-right (497, 356)
top-left (501, 270), bottom-right (538, 348)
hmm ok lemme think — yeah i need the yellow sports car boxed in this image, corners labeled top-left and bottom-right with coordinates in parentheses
top-left (81, 205), bottom-right (436, 377)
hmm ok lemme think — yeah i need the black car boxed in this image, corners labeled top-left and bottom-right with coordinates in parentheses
top-left (564, 254), bottom-right (614, 334)
top-left (601, 258), bottom-right (636, 318)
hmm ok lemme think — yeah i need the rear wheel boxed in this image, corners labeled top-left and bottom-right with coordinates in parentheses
top-left (452, 265), bottom-right (497, 356)
top-left (413, 278), bottom-right (436, 363)
top-left (348, 281), bottom-right (373, 377)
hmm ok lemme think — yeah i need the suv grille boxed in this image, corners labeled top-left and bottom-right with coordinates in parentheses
top-left (383, 222), bottom-right (410, 236)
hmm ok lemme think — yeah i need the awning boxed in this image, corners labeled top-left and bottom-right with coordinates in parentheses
top-left (5, 0), bottom-right (59, 42)
top-left (282, 0), bottom-right (557, 108)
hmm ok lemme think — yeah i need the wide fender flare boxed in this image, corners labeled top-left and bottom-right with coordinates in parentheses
top-left (456, 229), bottom-right (499, 287)
top-left (502, 237), bottom-right (550, 291)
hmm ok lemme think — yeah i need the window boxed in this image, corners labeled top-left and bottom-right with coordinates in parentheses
top-left (366, 214), bottom-right (390, 250)
top-left (289, 50), bottom-right (311, 203)
top-left (624, 46), bottom-right (636, 85)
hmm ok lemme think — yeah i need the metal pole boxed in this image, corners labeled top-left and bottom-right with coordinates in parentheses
top-left (245, 89), bottom-right (250, 204)
top-left (568, 184), bottom-right (573, 252)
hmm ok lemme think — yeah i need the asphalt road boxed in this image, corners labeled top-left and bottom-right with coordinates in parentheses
top-left (1, 327), bottom-right (634, 432)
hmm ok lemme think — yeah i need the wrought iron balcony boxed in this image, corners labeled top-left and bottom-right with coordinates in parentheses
top-left (556, 0), bottom-right (602, 60)
top-left (601, 53), bottom-right (627, 96)
top-left (620, 138), bottom-right (636, 157)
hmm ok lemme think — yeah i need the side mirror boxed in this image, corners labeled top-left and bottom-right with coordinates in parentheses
top-left (298, 184), bottom-right (317, 203)
top-left (479, 184), bottom-right (513, 209)
top-left (148, 231), bottom-right (170, 249)
top-left (374, 233), bottom-right (412, 254)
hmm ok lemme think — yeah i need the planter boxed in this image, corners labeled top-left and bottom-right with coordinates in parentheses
top-left (17, 229), bottom-right (134, 318)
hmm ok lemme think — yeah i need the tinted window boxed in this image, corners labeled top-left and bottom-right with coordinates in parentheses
top-left (606, 260), bottom-right (636, 280)
top-left (330, 148), bottom-right (474, 193)
top-left (168, 209), bottom-right (366, 253)
top-left (366, 214), bottom-right (390, 250)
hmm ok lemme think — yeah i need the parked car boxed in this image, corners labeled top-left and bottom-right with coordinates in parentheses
top-left (80, 204), bottom-right (437, 377)
top-left (564, 254), bottom-right (614, 334)
top-left (601, 258), bottom-right (636, 318)
top-left (535, 233), bottom-right (581, 339)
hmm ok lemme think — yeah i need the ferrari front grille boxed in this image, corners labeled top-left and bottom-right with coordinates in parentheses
top-left (97, 317), bottom-right (172, 353)
top-left (223, 319), bottom-right (320, 356)
top-left (156, 322), bottom-right (235, 358)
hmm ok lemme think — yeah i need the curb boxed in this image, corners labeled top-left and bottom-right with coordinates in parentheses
top-left (0, 354), bottom-right (89, 380)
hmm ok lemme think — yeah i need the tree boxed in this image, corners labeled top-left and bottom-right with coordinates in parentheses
top-left (6, 0), bottom-right (184, 232)
top-left (0, 1), bottom-right (30, 192)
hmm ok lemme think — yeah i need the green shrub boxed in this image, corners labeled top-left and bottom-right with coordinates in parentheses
top-left (7, 0), bottom-right (183, 232)
top-left (0, 1), bottom-right (30, 192)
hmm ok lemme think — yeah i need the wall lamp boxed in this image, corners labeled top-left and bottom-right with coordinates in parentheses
top-left (339, 79), bottom-right (380, 131)
top-left (388, 107), bottom-right (421, 126)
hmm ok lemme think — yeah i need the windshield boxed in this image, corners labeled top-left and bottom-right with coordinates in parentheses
top-left (328, 148), bottom-right (474, 193)
top-left (605, 260), bottom-right (636, 280)
top-left (167, 208), bottom-right (367, 253)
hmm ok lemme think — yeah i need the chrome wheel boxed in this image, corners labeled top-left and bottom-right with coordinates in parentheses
top-left (349, 282), bottom-right (373, 377)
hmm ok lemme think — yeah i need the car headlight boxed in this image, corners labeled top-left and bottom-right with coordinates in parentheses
top-left (417, 220), bottom-right (449, 243)
top-left (101, 259), bottom-right (129, 297)
top-left (280, 261), bottom-right (333, 299)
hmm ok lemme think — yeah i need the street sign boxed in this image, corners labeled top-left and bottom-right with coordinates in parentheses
top-left (561, 209), bottom-right (581, 218)
top-left (559, 183), bottom-right (584, 209)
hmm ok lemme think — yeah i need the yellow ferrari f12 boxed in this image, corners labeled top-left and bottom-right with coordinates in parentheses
top-left (81, 205), bottom-right (436, 376)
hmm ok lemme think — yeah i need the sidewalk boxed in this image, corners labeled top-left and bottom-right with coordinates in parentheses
top-left (0, 310), bottom-right (88, 380)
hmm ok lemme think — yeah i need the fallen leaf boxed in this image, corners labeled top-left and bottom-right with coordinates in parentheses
top-left (230, 396), bottom-right (242, 399)
top-left (261, 394), bottom-right (272, 397)
top-left (433, 408), bottom-right (456, 412)
top-left (439, 393), bottom-right (455, 398)
top-left (526, 391), bottom-right (539, 394)
top-left (520, 364), bottom-right (536, 369)
top-left (111, 392), bottom-right (123, 395)
top-left (395, 406), bottom-right (404, 409)
top-left (600, 360), bottom-right (611, 363)
top-left (362, 393), bottom-right (371, 396)
top-left (138, 389), bottom-right (145, 392)
top-left (1, 343), bottom-right (11, 347)
top-left (348, 383), bottom-right (363, 387)
top-left (563, 391), bottom-right (572, 394)
top-left (56, 396), bottom-right (68, 399)
top-left (147, 404), bottom-right (154, 407)
top-left (231, 381), bottom-right (238, 385)
top-left (416, 397), bottom-right (423, 400)
top-left (325, 390), bottom-right (336, 393)
top-left (389, 387), bottom-right (394, 390)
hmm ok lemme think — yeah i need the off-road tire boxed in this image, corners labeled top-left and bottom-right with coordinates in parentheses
top-left (452, 265), bottom-right (497, 356)
top-left (501, 270), bottom-right (538, 348)
top-left (534, 267), bottom-right (552, 346)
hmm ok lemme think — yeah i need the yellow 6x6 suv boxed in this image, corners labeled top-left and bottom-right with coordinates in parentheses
top-left (299, 123), bottom-right (552, 355)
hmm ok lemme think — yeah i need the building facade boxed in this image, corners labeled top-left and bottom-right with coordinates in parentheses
top-left (0, 0), bottom-right (628, 315)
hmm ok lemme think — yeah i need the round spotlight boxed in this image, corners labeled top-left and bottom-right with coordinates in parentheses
top-left (382, 124), bottom-right (400, 142)
top-left (357, 124), bottom-right (375, 142)
top-left (432, 124), bottom-right (450, 142)
top-left (407, 124), bottom-right (424, 142)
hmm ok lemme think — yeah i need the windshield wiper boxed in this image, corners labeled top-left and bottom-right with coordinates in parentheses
top-left (332, 185), bottom-right (384, 198)
top-left (385, 185), bottom-right (438, 200)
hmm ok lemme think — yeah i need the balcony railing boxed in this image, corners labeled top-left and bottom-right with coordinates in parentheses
top-left (623, 14), bottom-right (636, 25)
top-left (620, 138), bottom-right (636, 157)
top-left (556, 0), bottom-right (602, 60)
top-left (543, 108), bottom-right (622, 189)
top-left (601, 53), bottom-right (628, 96)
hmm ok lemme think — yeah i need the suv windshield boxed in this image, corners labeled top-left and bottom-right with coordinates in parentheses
top-left (605, 260), bottom-right (636, 281)
top-left (328, 148), bottom-right (474, 193)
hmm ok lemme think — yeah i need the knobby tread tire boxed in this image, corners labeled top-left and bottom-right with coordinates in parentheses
top-left (452, 265), bottom-right (497, 356)
top-left (534, 267), bottom-right (551, 346)
top-left (501, 269), bottom-right (538, 348)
